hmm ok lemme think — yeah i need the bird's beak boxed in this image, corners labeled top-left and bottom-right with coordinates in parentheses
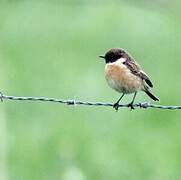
top-left (99, 55), bottom-right (105, 59)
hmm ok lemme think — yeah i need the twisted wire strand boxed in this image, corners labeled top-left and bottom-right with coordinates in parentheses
top-left (0, 92), bottom-right (181, 110)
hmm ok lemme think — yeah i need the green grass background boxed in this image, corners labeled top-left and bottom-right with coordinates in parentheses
top-left (1, 1), bottom-right (181, 180)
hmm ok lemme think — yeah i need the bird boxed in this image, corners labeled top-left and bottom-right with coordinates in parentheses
top-left (99, 48), bottom-right (159, 110)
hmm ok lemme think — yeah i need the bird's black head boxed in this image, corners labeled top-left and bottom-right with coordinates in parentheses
top-left (99, 48), bottom-right (126, 63)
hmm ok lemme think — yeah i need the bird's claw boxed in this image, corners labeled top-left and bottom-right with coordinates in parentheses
top-left (113, 102), bottom-right (119, 111)
top-left (128, 103), bottom-right (135, 110)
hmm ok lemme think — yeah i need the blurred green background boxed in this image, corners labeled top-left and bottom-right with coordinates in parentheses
top-left (1, 1), bottom-right (181, 180)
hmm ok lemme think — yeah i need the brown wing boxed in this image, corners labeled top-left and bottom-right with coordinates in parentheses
top-left (123, 59), bottom-right (153, 88)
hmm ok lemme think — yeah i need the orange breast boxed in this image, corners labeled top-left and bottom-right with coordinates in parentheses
top-left (105, 63), bottom-right (144, 94)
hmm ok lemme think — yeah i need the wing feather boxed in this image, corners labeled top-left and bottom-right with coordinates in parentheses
top-left (123, 59), bottom-right (153, 88)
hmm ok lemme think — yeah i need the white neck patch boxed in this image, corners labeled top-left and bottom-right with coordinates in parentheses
top-left (107, 58), bottom-right (126, 65)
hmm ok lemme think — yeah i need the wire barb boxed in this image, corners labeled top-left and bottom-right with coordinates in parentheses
top-left (0, 92), bottom-right (181, 110)
top-left (0, 92), bottom-right (3, 102)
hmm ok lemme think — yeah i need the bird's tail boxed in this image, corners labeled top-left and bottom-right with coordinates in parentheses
top-left (144, 90), bottom-right (159, 101)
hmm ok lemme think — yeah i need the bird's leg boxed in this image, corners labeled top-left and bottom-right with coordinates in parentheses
top-left (128, 92), bottom-right (137, 110)
top-left (113, 93), bottom-right (124, 111)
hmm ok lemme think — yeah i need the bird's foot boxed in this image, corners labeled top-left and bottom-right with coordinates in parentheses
top-left (113, 102), bottom-right (119, 111)
top-left (128, 102), bottom-right (135, 110)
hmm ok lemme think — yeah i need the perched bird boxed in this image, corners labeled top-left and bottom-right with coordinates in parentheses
top-left (99, 48), bottom-right (159, 110)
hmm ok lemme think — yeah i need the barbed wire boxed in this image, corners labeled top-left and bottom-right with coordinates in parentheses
top-left (0, 92), bottom-right (181, 110)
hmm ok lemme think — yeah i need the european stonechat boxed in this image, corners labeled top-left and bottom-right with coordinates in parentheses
top-left (100, 48), bottom-right (159, 110)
